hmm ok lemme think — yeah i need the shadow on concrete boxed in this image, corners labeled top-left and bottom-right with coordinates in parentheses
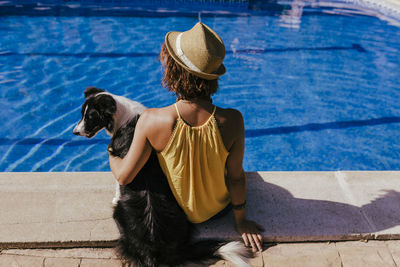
top-left (248, 173), bottom-right (400, 237)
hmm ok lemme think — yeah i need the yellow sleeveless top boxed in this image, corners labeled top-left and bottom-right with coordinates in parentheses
top-left (157, 103), bottom-right (230, 223)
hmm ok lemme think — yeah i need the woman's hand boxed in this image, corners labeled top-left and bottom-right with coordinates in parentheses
top-left (235, 219), bottom-right (265, 252)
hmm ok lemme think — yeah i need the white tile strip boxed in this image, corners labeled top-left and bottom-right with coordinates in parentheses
top-left (349, 0), bottom-right (400, 25)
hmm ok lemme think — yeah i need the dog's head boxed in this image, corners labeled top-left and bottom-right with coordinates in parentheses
top-left (73, 87), bottom-right (117, 138)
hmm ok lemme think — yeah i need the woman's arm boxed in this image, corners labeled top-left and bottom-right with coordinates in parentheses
top-left (109, 110), bottom-right (153, 185)
top-left (225, 110), bottom-right (265, 252)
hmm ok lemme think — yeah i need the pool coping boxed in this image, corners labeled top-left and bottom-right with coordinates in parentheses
top-left (1, 171), bottom-right (400, 249)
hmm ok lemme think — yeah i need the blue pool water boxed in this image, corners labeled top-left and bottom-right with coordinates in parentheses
top-left (0, 1), bottom-right (399, 171)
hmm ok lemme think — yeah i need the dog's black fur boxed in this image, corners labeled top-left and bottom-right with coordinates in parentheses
top-left (74, 87), bottom-right (249, 267)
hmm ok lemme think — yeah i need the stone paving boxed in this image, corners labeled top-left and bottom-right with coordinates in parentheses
top-left (1, 240), bottom-right (400, 266)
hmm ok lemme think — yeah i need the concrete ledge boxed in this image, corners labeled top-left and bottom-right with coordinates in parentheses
top-left (0, 172), bottom-right (119, 249)
top-left (1, 171), bottom-right (400, 249)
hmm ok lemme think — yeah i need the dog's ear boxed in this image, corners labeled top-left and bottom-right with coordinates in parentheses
top-left (96, 94), bottom-right (117, 132)
top-left (96, 94), bottom-right (117, 115)
top-left (84, 87), bottom-right (104, 98)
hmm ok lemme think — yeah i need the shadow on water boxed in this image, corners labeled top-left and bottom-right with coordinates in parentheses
top-left (0, 44), bottom-right (366, 59)
top-left (247, 172), bottom-right (400, 236)
top-left (245, 116), bottom-right (400, 138)
top-left (0, 138), bottom-right (109, 146)
top-left (0, 116), bottom-right (399, 146)
top-left (232, 43), bottom-right (367, 54)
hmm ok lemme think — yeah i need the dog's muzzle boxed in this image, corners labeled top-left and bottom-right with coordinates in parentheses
top-left (73, 122), bottom-right (84, 136)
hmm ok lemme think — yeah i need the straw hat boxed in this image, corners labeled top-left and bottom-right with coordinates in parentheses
top-left (164, 22), bottom-right (226, 80)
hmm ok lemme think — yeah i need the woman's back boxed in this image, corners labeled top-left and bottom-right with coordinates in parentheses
top-left (144, 100), bottom-right (242, 154)
top-left (152, 100), bottom-right (231, 222)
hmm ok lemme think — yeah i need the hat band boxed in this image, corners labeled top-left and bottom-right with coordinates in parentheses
top-left (176, 33), bottom-right (201, 73)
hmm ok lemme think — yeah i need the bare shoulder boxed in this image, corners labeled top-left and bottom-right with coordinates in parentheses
top-left (216, 107), bottom-right (244, 129)
top-left (215, 107), bottom-right (244, 151)
top-left (138, 105), bottom-right (177, 151)
top-left (222, 108), bottom-right (243, 122)
top-left (139, 105), bottom-right (177, 125)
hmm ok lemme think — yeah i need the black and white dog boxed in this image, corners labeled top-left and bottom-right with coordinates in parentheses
top-left (73, 87), bottom-right (251, 267)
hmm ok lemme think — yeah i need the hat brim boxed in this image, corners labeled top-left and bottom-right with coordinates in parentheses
top-left (165, 31), bottom-right (226, 80)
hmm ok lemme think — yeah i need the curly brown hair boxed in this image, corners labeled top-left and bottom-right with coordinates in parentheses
top-left (159, 42), bottom-right (218, 100)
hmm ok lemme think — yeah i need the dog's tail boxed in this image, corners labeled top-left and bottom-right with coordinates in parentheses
top-left (183, 240), bottom-right (252, 267)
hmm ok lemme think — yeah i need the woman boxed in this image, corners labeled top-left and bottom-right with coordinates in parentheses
top-left (109, 22), bottom-right (264, 252)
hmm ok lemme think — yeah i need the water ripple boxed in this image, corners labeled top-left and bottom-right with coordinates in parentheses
top-left (63, 144), bottom-right (102, 172)
top-left (31, 140), bottom-right (74, 171)
top-left (0, 106), bottom-right (80, 166)
top-left (5, 123), bottom-right (76, 171)
top-left (73, 152), bottom-right (107, 171)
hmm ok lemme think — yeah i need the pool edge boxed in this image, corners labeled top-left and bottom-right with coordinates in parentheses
top-left (1, 171), bottom-right (400, 248)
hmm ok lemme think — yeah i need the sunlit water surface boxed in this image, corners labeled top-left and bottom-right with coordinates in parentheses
top-left (0, 1), bottom-right (399, 171)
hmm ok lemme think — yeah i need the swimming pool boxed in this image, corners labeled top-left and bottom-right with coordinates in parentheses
top-left (0, 0), bottom-right (399, 171)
